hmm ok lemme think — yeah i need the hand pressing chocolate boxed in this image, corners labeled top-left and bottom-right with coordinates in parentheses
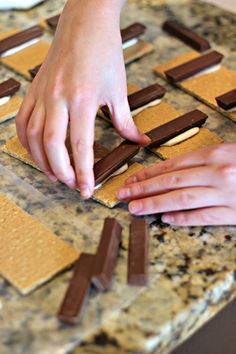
top-left (117, 143), bottom-right (236, 226)
top-left (16, 0), bottom-right (148, 199)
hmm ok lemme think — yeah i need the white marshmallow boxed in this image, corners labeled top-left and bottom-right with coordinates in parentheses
top-left (95, 164), bottom-right (129, 190)
top-left (161, 127), bottom-right (200, 147)
top-left (131, 98), bottom-right (162, 116)
top-left (122, 38), bottom-right (139, 50)
top-left (0, 96), bottom-right (11, 106)
top-left (1, 38), bottom-right (40, 58)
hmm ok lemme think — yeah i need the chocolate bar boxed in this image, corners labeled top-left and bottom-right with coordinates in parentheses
top-left (46, 14), bottom-right (60, 30)
top-left (0, 78), bottom-right (21, 98)
top-left (29, 64), bottom-right (41, 78)
top-left (128, 219), bottom-right (149, 286)
top-left (92, 218), bottom-right (122, 291)
top-left (94, 141), bottom-right (140, 185)
top-left (0, 25), bottom-right (44, 56)
top-left (58, 253), bottom-right (94, 325)
top-left (147, 109), bottom-right (208, 148)
top-left (121, 23), bottom-right (146, 43)
top-left (163, 20), bottom-right (211, 52)
top-left (165, 51), bottom-right (224, 83)
top-left (102, 84), bottom-right (166, 119)
top-left (216, 89), bottom-right (236, 110)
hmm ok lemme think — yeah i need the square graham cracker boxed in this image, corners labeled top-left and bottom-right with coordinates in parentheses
top-left (124, 40), bottom-right (154, 65)
top-left (0, 96), bottom-right (22, 123)
top-left (0, 194), bottom-right (79, 295)
top-left (154, 51), bottom-right (236, 123)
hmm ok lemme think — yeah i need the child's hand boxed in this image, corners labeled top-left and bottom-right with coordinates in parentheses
top-left (117, 143), bottom-right (236, 226)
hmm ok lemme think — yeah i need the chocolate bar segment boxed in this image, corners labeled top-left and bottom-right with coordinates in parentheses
top-left (92, 218), bottom-right (122, 291)
top-left (0, 78), bottom-right (21, 99)
top-left (163, 20), bottom-right (211, 52)
top-left (94, 141), bottom-right (140, 185)
top-left (29, 64), bottom-right (41, 78)
top-left (165, 51), bottom-right (224, 83)
top-left (128, 219), bottom-right (149, 286)
top-left (216, 89), bottom-right (236, 110)
top-left (147, 109), bottom-right (208, 148)
top-left (58, 253), bottom-right (94, 325)
top-left (0, 25), bottom-right (44, 56)
top-left (121, 23), bottom-right (146, 43)
top-left (46, 14), bottom-right (60, 30)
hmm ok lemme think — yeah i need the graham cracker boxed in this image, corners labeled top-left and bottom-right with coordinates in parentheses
top-left (93, 163), bottom-right (144, 208)
top-left (0, 194), bottom-right (79, 295)
top-left (124, 40), bottom-right (154, 65)
top-left (0, 96), bottom-right (22, 123)
top-left (1, 40), bottom-right (50, 80)
top-left (154, 51), bottom-right (236, 122)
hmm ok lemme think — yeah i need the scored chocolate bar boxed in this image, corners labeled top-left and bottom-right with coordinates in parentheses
top-left (92, 218), bottom-right (122, 291)
top-left (94, 140), bottom-right (140, 185)
top-left (147, 109), bottom-right (208, 148)
top-left (102, 84), bottom-right (166, 119)
top-left (0, 25), bottom-right (44, 56)
top-left (163, 20), bottom-right (211, 52)
top-left (216, 89), bottom-right (236, 110)
top-left (165, 50), bottom-right (224, 83)
top-left (58, 253), bottom-right (94, 325)
top-left (128, 219), bottom-right (149, 286)
top-left (121, 23), bottom-right (146, 43)
top-left (29, 64), bottom-right (41, 78)
top-left (46, 14), bottom-right (60, 30)
top-left (0, 78), bottom-right (21, 98)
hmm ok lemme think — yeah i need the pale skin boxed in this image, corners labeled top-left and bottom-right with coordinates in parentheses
top-left (16, 0), bottom-right (236, 226)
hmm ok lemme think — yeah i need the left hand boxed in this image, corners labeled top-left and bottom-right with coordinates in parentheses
top-left (117, 143), bottom-right (236, 226)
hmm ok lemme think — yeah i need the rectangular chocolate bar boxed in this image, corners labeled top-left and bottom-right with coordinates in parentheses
top-left (92, 218), bottom-right (122, 291)
top-left (29, 64), bottom-right (41, 78)
top-left (165, 50), bottom-right (224, 83)
top-left (94, 140), bottom-right (140, 185)
top-left (58, 253), bottom-right (94, 325)
top-left (121, 23), bottom-right (146, 43)
top-left (46, 14), bottom-right (60, 30)
top-left (216, 89), bottom-right (236, 110)
top-left (0, 78), bottom-right (21, 98)
top-left (147, 109), bottom-right (208, 148)
top-left (163, 20), bottom-right (211, 52)
top-left (0, 25), bottom-right (44, 56)
top-left (128, 219), bottom-right (149, 286)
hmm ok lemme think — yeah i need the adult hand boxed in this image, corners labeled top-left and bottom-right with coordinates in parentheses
top-left (117, 143), bottom-right (236, 226)
top-left (16, 0), bottom-right (148, 198)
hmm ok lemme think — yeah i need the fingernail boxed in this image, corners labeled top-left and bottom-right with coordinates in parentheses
top-left (117, 188), bottom-right (130, 199)
top-left (129, 201), bottom-right (142, 214)
top-left (142, 134), bottom-right (151, 146)
top-left (80, 184), bottom-right (92, 199)
top-left (66, 179), bottom-right (76, 189)
top-left (126, 176), bottom-right (137, 185)
top-left (162, 215), bottom-right (174, 224)
top-left (47, 174), bottom-right (58, 183)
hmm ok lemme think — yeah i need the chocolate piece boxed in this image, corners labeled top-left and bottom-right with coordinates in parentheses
top-left (163, 20), bottom-right (211, 52)
top-left (216, 89), bottom-right (236, 110)
top-left (94, 141), bottom-right (140, 186)
top-left (102, 84), bottom-right (166, 119)
top-left (92, 218), bottom-right (122, 291)
top-left (128, 219), bottom-right (149, 286)
top-left (147, 109), bottom-right (208, 148)
top-left (0, 25), bottom-right (44, 56)
top-left (46, 14), bottom-right (60, 30)
top-left (0, 78), bottom-right (21, 99)
top-left (58, 253), bottom-right (94, 325)
top-left (28, 64), bottom-right (41, 78)
top-left (121, 23), bottom-right (146, 43)
top-left (165, 51), bottom-right (224, 83)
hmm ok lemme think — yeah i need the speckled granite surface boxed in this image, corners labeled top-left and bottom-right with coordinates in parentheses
top-left (0, 1), bottom-right (236, 354)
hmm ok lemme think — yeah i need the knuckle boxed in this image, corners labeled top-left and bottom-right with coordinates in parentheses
top-left (175, 191), bottom-right (195, 208)
top-left (132, 183), bottom-right (145, 195)
top-left (219, 164), bottom-right (236, 183)
top-left (207, 145), bottom-right (225, 162)
top-left (27, 125), bottom-right (40, 140)
top-left (44, 132), bottom-right (58, 149)
top-left (73, 139), bottom-right (93, 155)
top-left (162, 174), bottom-right (181, 189)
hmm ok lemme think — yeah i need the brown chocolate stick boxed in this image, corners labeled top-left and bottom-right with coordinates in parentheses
top-left (121, 23), bottom-right (146, 43)
top-left (0, 78), bottom-right (21, 98)
top-left (92, 218), bottom-right (122, 291)
top-left (0, 25), bottom-right (44, 56)
top-left (165, 51), bottom-right (224, 83)
top-left (163, 20), bottom-right (211, 52)
top-left (58, 253), bottom-right (94, 325)
top-left (46, 14), bottom-right (60, 30)
top-left (28, 64), bottom-right (42, 79)
top-left (128, 218), bottom-right (149, 286)
top-left (216, 89), bottom-right (236, 111)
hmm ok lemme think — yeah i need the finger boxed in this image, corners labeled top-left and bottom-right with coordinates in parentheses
top-left (118, 166), bottom-right (217, 200)
top-left (16, 93), bottom-right (35, 152)
top-left (128, 187), bottom-right (224, 216)
top-left (70, 101), bottom-right (97, 199)
top-left (110, 98), bottom-right (150, 146)
top-left (43, 101), bottom-right (76, 188)
top-left (26, 102), bottom-right (57, 182)
top-left (162, 206), bottom-right (236, 226)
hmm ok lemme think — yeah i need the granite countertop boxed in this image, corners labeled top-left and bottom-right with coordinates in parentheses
top-left (0, 1), bottom-right (236, 353)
